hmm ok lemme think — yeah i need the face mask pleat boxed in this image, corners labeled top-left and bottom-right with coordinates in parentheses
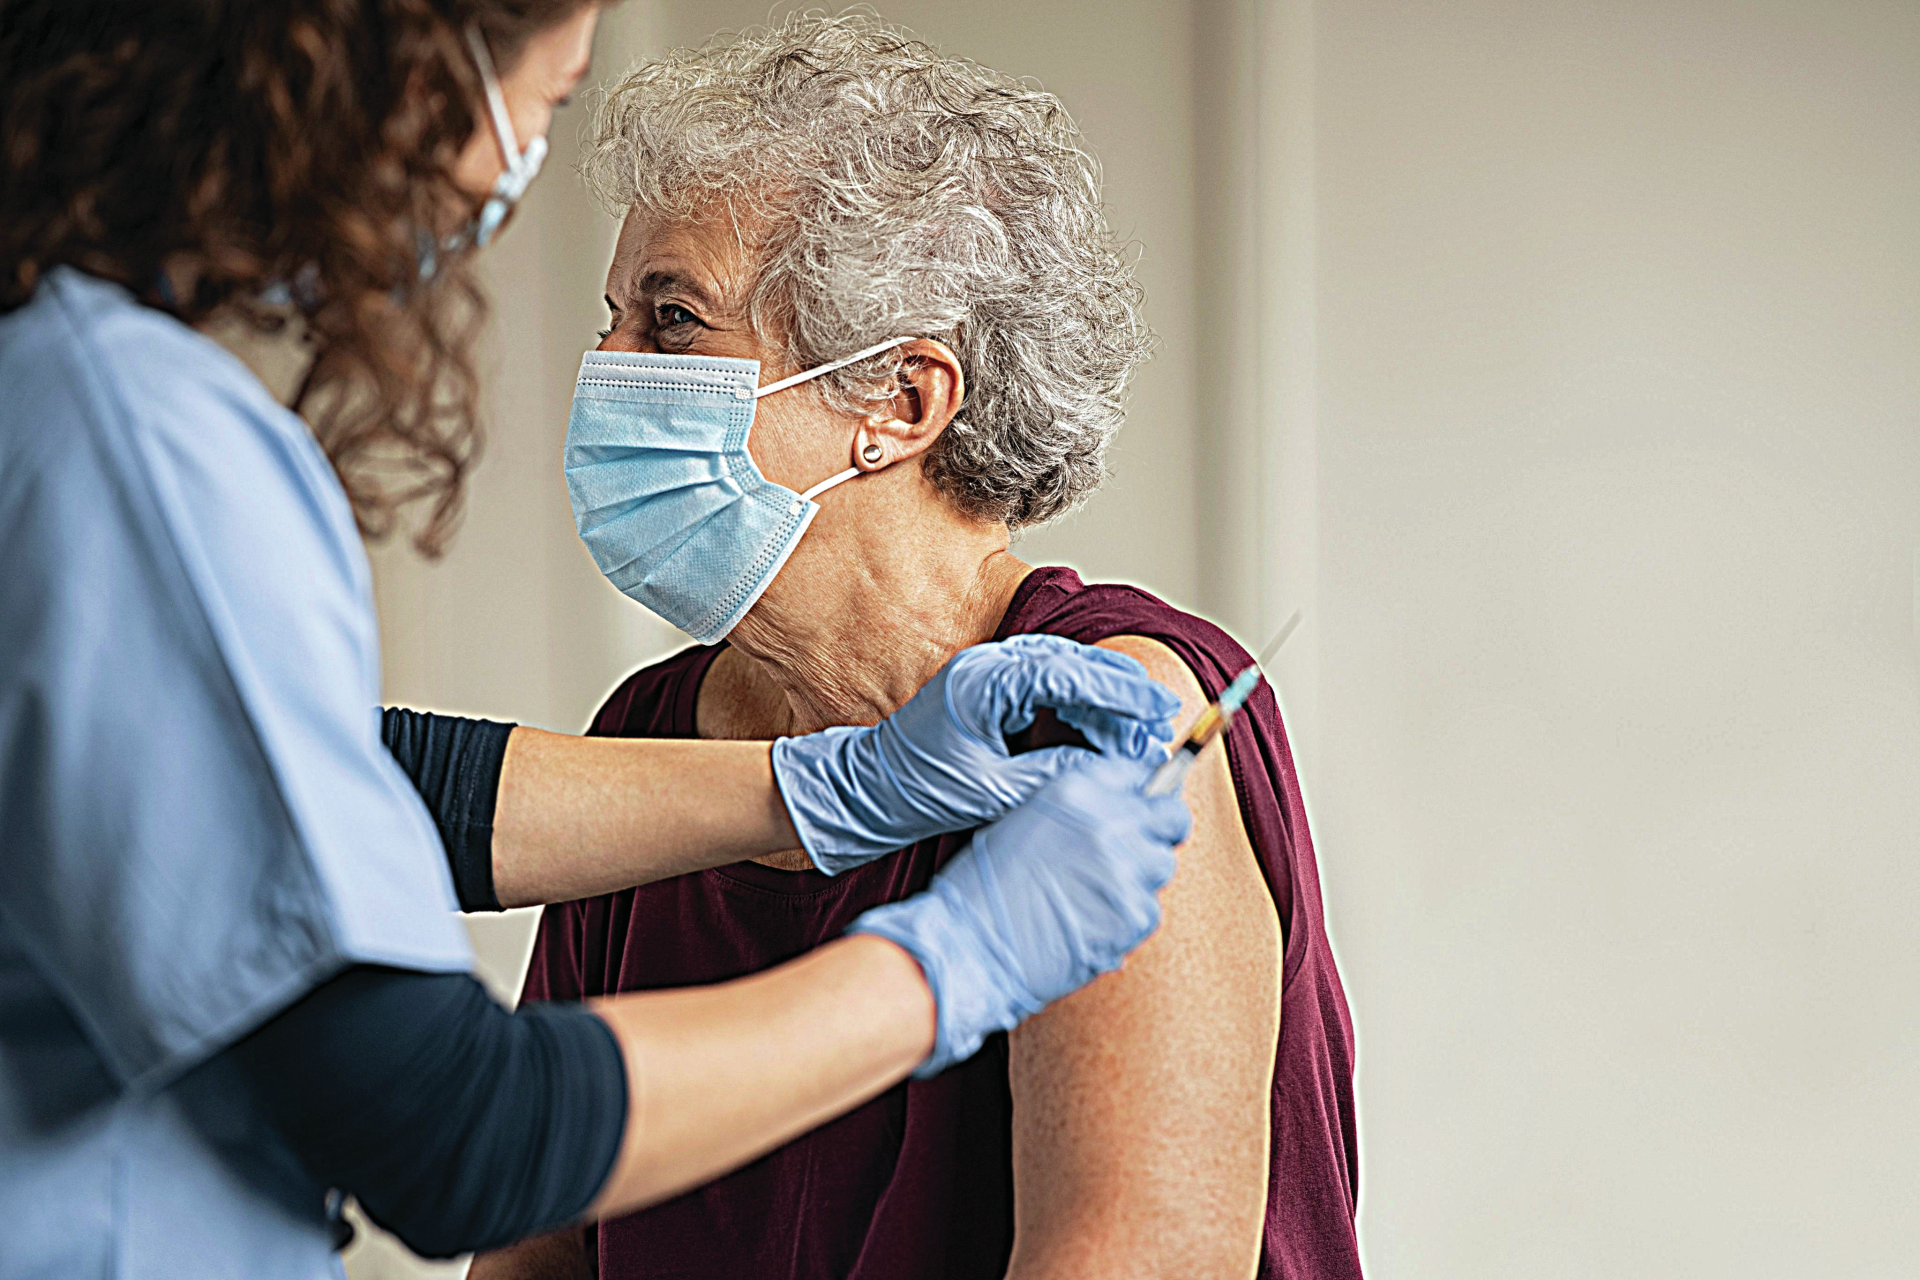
top-left (636, 502), bottom-right (816, 643)
top-left (564, 448), bottom-right (732, 496)
top-left (569, 482), bottom-right (733, 556)
top-left (561, 442), bottom-right (730, 468)
top-left (578, 351), bottom-right (761, 391)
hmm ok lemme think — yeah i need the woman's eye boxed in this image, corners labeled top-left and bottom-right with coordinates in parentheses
top-left (596, 327), bottom-right (612, 341)
top-left (657, 303), bottom-right (699, 329)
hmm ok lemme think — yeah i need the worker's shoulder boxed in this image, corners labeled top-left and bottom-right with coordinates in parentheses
top-left (0, 269), bottom-right (370, 613)
top-left (0, 268), bottom-right (312, 476)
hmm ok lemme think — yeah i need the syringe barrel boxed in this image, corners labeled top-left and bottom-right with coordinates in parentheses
top-left (1144, 748), bottom-right (1196, 797)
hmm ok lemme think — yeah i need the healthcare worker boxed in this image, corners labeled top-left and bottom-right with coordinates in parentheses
top-left (0, 4), bottom-right (1193, 1277)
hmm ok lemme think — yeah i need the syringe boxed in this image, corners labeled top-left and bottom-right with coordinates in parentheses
top-left (1144, 611), bottom-right (1301, 797)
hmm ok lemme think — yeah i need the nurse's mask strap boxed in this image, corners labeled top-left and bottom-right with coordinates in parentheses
top-left (462, 24), bottom-right (548, 248)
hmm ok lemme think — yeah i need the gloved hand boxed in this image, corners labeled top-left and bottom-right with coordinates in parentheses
top-left (848, 753), bottom-right (1192, 1076)
top-left (771, 634), bottom-right (1180, 875)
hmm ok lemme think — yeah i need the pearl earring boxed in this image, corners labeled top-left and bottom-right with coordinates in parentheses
top-left (862, 444), bottom-right (884, 464)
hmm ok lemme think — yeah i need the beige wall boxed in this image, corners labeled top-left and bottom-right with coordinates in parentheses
top-left (354, 2), bottom-right (1920, 1276)
top-left (1311, 3), bottom-right (1920, 1274)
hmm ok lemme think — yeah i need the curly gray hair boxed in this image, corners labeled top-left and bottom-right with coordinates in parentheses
top-left (581, 11), bottom-right (1151, 528)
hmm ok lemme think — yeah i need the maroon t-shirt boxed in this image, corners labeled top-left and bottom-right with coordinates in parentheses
top-left (523, 567), bottom-right (1361, 1279)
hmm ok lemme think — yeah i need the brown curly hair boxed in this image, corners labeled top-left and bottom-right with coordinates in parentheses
top-left (0, 0), bottom-right (603, 553)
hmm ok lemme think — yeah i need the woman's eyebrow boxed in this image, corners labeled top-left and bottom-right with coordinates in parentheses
top-left (636, 270), bottom-right (722, 314)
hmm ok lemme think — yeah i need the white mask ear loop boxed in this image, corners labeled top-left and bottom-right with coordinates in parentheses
top-left (761, 336), bottom-right (919, 514)
top-left (788, 467), bottom-right (862, 514)
top-left (753, 336), bottom-right (917, 399)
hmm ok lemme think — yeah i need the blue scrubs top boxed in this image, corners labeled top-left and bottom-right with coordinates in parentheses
top-left (0, 269), bottom-right (473, 1279)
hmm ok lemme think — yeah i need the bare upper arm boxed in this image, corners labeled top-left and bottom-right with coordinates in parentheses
top-left (1005, 635), bottom-right (1281, 1280)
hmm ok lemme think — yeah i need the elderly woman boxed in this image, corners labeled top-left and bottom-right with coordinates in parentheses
top-left (479, 15), bottom-right (1358, 1280)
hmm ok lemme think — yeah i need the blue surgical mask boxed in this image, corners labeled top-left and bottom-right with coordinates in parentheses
top-left (418, 26), bottom-right (549, 279)
top-left (565, 337), bottom-right (916, 643)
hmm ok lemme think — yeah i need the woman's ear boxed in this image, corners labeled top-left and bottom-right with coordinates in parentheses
top-left (852, 339), bottom-right (966, 471)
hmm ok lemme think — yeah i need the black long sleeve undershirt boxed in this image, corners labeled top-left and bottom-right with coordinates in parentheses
top-left (380, 707), bottom-right (515, 912)
top-left (221, 712), bottom-right (626, 1257)
top-left (230, 967), bottom-right (628, 1259)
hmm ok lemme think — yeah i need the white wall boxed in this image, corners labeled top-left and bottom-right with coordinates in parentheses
top-left (1307, 2), bottom-right (1920, 1275)
top-left (354, 3), bottom-right (1920, 1277)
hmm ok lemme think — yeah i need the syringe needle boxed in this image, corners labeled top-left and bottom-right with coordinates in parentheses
top-left (1253, 610), bottom-right (1303, 671)
top-left (1143, 610), bottom-right (1304, 797)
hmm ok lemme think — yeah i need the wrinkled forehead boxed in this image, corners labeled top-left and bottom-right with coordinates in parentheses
top-left (605, 199), bottom-right (767, 314)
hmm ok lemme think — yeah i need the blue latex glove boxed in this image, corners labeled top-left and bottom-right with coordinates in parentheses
top-left (771, 634), bottom-right (1180, 875)
top-left (849, 753), bottom-right (1192, 1076)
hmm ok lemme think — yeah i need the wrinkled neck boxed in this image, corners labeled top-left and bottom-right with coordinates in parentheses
top-left (727, 500), bottom-right (1028, 734)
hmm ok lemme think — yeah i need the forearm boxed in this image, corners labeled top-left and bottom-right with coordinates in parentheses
top-left (491, 727), bottom-right (799, 907)
top-left (235, 942), bottom-right (930, 1258)
top-left (585, 933), bottom-right (934, 1218)
top-left (401, 633), bottom-right (1183, 908)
